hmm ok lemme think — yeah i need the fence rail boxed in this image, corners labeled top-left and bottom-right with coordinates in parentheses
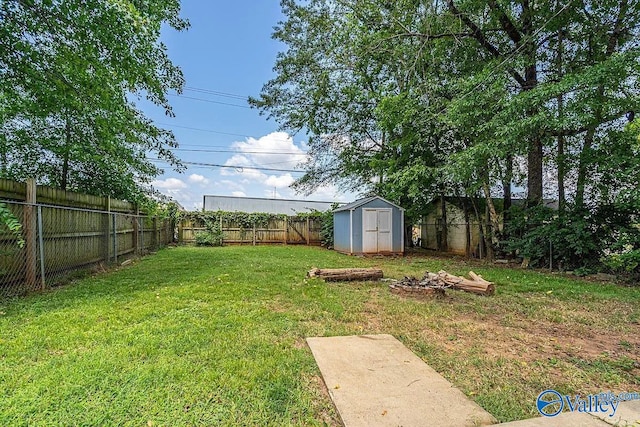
top-left (178, 216), bottom-right (323, 245)
top-left (0, 200), bottom-right (172, 298)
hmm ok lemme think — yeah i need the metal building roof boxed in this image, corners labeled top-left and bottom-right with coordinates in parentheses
top-left (203, 195), bottom-right (341, 215)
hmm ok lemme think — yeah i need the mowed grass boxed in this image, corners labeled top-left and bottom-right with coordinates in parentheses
top-left (0, 246), bottom-right (639, 425)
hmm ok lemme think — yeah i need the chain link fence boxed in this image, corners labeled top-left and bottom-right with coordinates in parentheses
top-left (0, 200), bottom-right (173, 299)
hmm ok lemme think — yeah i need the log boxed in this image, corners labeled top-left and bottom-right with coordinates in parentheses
top-left (389, 283), bottom-right (445, 298)
top-left (307, 268), bottom-right (384, 281)
top-left (437, 270), bottom-right (495, 295)
top-left (468, 271), bottom-right (492, 285)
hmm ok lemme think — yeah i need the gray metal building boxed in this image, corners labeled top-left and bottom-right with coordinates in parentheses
top-left (333, 196), bottom-right (404, 255)
top-left (203, 195), bottom-right (339, 215)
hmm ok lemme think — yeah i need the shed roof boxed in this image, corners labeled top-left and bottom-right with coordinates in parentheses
top-left (333, 196), bottom-right (404, 212)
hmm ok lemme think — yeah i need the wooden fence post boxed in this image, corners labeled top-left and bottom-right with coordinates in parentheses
top-left (306, 216), bottom-right (310, 245)
top-left (252, 221), bottom-right (256, 246)
top-left (153, 217), bottom-right (158, 248)
top-left (112, 213), bottom-right (117, 263)
top-left (104, 196), bottom-right (111, 262)
top-left (24, 178), bottom-right (37, 290)
top-left (132, 212), bottom-right (139, 256)
top-left (178, 218), bottom-right (184, 244)
top-left (284, 217), bottom-right (288, 245)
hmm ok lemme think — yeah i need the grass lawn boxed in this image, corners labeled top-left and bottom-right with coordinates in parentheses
top-left (0, 245), bottom-right (639, 426)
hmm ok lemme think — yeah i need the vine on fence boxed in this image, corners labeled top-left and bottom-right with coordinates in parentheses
top-left (180, 209), bottom-right (333, 247)
top-left (0, 202), bottom-right (25, 248)
top-left (180, 211), bottom-right (292, 230)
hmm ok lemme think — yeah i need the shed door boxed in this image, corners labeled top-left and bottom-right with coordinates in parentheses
top-left (362, 208), bottom-right (392, 253)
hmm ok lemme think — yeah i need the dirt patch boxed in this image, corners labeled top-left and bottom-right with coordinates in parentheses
top-left (417, 310), bottom-right (640, 364)
top-left (308, 374), bottom-right (343, 426)
top-left (359, 289), bottom-right (640, 399)
top-left (293, 337), bottom-right (307, 350)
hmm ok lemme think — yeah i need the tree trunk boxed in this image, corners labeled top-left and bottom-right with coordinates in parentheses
top-left (522, 1), bottom-right (543, 206)
top-left (405, 223), bottom-right (414, 248)
top-left (557, 109), bottom-right (566, 211)
top-left (482, 181), bottom-right (501, 242)
top-left (575, 126), bottom-right (595, 209)
top-left (463, 198), bottom-right (471, 257)
top-left (556, 25), bottom-right (566, 212)
top-left (471, 195), bottom-right (491, 259)
top-left (439, 194), bottom-right (448, 252)
top-left (503, 152), bottom-right (512, 221)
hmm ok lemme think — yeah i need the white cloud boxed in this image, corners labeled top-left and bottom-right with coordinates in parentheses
top-left (150, 177), bottom-right (202, 210)
top-left (231, 132), bottom-right (307, 170)
top-left (220, 133), bottom-right (308, 193)
top-left (188, 174), bottom-right (210, 185)
top-left (307, 184), bottom-right (352, 202)
top-left (264, 173), bottom-right (295, 188)
top-left (231, 191), bottom-right (247, 197)
top-left (151, 177), bottom-right (187, 191)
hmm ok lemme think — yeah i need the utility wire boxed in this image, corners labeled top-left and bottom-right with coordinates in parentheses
top-left (171, 148), bottom-right (307, 155)
top-left (184, 87), bottom-right (248, 100)
top-left (167, 93), bottom-right (251, 109)
top-left (155, 122), bottom-right (303, 145)
top-left (150, 158), bottom-right (304, 173)
top-left (157, 122), bottom-right (251, 138)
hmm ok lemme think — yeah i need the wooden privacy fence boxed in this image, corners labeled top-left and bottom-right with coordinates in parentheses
top-left (0, 179), bottom-right (173, 298)
top-left (178, 216), bottom-right (323, 245)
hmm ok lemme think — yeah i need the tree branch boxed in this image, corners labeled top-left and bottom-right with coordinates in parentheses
top-left (606, 0), bottom-right (628, 55)
top-left (546, 109), bottom-right (630, 137)
top-left (487, 0), bottom-right (523, 45)
top-left (447, 0), bottom-right (527, 87)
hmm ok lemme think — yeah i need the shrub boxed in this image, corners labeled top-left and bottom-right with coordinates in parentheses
top-left (319, 208), bottom-right (334, 249)
top-left (195, 219), bottom-right (224, 247)
top-left (505, 206), bottom-right (600, 270)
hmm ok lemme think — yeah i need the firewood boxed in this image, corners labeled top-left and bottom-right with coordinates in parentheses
top-left (437, 270), bottom-right (495, 295)
top-left (389, 283), bottom-right (445, 297)
top-left (468, 271), bottom-right (492, 285)
top-left (389, 270), bottom-right (495, 297)
top-left (307, 268), bottom-right (384, 281)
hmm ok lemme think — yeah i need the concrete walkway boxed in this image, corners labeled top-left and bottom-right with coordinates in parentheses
top-left (306, 334), bottom-right (497, 427)
top-left (307, 334), bottom-right (640, 427)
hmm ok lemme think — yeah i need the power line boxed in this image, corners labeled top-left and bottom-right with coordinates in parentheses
top-left (184, 87), bottom-right (248, 100)
top-left (158, 122), bottom-right (251, 138)
top-left (167, 93), bottom-right (251, 109)
top-left (171, 148), bottom-right (307, 155)
top-left (154, 122), bottom-right (307, 146)
top-left (150, 158), bottom-right (305, 173)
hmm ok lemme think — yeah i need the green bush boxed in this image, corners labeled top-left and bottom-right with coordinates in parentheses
top-left (602, 250), bottom-right (640, 275)
top-left (505, 202), bottom-right (640, 278)
top-left (319, 208), bottom-right (334, 249)
top-left (505, 206), bottom-right (600, 270)
top-left (195, 219), bottom-right (224, 247)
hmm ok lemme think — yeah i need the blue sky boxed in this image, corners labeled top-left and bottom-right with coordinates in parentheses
top-left (140, 2), bottom-right (353, 210)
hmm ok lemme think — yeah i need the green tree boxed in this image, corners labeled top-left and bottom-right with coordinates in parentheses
top-left (0, 0), bottom-right (188, 203)
top-left (255, 0), bottom-right (640, 266)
